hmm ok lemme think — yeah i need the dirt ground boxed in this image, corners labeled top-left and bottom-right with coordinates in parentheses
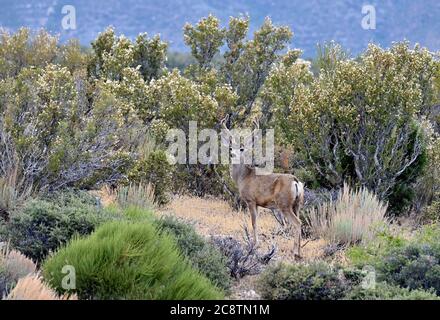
top-left (158, 195), bottom-right (329, 262)
top-left (156, 195), bottom-right (336, 300)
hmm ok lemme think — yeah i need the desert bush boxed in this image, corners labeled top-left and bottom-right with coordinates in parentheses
top-left (44, 189), bottom-right (100, 208)
top-left (307, 183), bottom-right (388, 246)
top-left (212, 235), bottom-right (276, 279)
top-left (0, 63), bottom-right (143, 192)
top-left (345, 281), bottom-right (439, 300)
top-left (128, 150), bottom-right (173, 205)
top-left (0, 28), bottom-right (58, 79)
top-left (0, 246), bottom-right (37, 297)
top-left (88, 27), bottom-right (167, 82)
top-left (43, 219), bottom-right (223, 299)
top-left (415, 134), bottom-right (440, 216)
top-left (257, 262), bottom-right (361, 300)
top-left (269, 42), bottom-right (438, 211)
top-left (0, 27), bottom-right (154, 193)
top-left (157, 215), bottom-right (231, 291)
top-left (5, 274), bottom-right (77, 300)
top-left (3, 191), bottom-right (114, 262)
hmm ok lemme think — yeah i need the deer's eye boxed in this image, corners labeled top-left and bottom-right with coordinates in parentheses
top-left (229, 147), bottom-right (233, 151)
top-left (240, 147), bottom-right (244, 152)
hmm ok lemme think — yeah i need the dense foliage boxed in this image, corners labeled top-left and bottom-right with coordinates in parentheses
top-left (265, 42), bottom-right (439, 211)
top-left (1, 16), bottom-right (438, 214)
top-left (258, 258), bottom-right (439, 300)
top-left (345, 281), bottom-right (439, 300)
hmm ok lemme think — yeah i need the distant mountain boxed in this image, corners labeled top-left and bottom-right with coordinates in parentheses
top-left (1, 0), bottom-right (439, 57)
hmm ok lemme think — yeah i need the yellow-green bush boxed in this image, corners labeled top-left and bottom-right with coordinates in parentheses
top-left (269, 42), bottom-right (439, 211)
top-left (43, 220), bottom-right (223, 300)
top-left (157, 215), bottom-right (231, 291)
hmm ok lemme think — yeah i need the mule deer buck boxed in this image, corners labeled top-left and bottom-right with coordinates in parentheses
top-left (220, 115), bottom-right (305, 259)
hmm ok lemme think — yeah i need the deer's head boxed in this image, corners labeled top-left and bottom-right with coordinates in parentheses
top-left (220, 115), bottom-right (260, 166)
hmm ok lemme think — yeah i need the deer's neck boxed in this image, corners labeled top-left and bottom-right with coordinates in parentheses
top-left (230, 163), bottom-right (254, 185)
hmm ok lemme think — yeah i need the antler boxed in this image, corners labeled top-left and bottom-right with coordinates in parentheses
top-left (243, 116), bottom-right (261, 145)
top-left (252, 116), bottom-right (260, 133)
top-left (221, 114), bottom-right (232, 137)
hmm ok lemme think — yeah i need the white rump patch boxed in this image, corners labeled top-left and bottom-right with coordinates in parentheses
top-left (291, 181), bottom-right (304, 200)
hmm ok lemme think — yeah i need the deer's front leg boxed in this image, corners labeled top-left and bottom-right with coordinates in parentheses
top-left (248, 202), bottom-right (258, 245)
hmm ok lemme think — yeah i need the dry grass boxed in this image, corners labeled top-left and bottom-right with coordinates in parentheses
top-left (0, 167), bottom-right (32, 216)
top-left (1, 246), bottom-right (37, 281)
top-left (5, 275), bottom-right (77, 300)
top-left (90, 185), bottom-right (116, 207)
top-left (114, 182), bottom-right (156, 210)
top-left (1, 246), bottom-right (75, 300)
top-left (158, 195), bottom-right (327, 263)
top-left (307, 183), bottom-right (388, 246)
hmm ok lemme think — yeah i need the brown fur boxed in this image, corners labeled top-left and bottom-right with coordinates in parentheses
top-left (231, 163), bottom-right (304, 258)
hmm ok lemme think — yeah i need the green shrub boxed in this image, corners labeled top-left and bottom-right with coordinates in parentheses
top-left (157, 215), bottom-right (231, 291)
top-left (421, 197), bottom-right (440, 223)
top-left (128, 150), bottom-right (173, 206)
top-left (44, 189), bottom-right (100, 208)
top-left (257, 262), bottom-right (361, 300)
top-left (348, 224), bottom-right (440, 295)
top-left (375, 243), bottom-right (440, 294)
top-left (43, 219), bottom-right (223, 300)
top-left (345, 282), bottom-right (439, 300)
top-left (307, 183), bottom-right (388, 246)
top-left (3, 191), bottom-right (114, 262)
top-left (347, 230), bottom-right (407, 267)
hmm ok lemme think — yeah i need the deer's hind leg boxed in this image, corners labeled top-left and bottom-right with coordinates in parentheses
top-left (281, 207), bottom-right (302, 259)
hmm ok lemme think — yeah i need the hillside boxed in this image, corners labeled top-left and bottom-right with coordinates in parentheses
top-left (1, 0), bottom-right (440, 56)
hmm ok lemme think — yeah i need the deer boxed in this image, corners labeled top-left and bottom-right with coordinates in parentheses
top-left (220, 115), bottom-right (305, 259)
